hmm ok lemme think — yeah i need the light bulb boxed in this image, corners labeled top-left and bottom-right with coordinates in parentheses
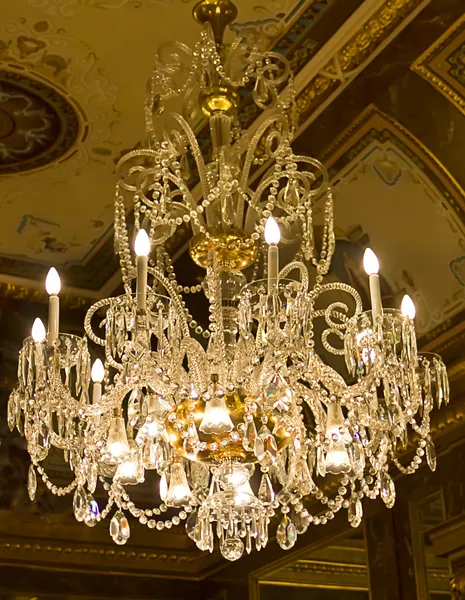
top-left (264, 216), bottom-right (281, 245)
top-left (363, 248), bottom-right (379, 275)
top-left (325, 403), bottom-right (345, 439)
top-left (199, 396), bottom-right (234, 435)
top-left (401, 294), bottom-right (416, 319)
top-left (91, 359), bottom-right (105, 383)
top-left (234, 480), bottom-right (255, 506)
top-left (31, 318), bottom-right (46, 343)
top-left (115, 441), bottom-right (144, 485)
top-left (134, 229), bottom-right (150, 257)
top-left (165, 463), bottom-right (193, 508)
top-left (325, 443), bottom-right (351, 475)
top-left (45, 267), bottom-right (61, 295)
top-left (106, 415), bottom-right (130, 461)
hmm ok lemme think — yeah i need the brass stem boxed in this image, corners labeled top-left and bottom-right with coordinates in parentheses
top-left (192, 0), bottom-right (238, 45)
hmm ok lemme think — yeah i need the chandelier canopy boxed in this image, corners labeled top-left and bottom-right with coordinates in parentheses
top-left (9, 0), bottom-right (448, 562)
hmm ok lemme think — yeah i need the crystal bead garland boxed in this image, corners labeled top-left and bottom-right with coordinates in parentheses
top-left (8, 0), bottom-right (449, 562)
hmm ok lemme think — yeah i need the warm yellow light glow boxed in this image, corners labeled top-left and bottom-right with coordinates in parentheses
top-left (134, 229), bottom-right (151, 257)
top-left (91, 359), bottom-right (105, 383)
top-left (401, 294), bottom-right (416, 319)
top-left (199, 396), bottom-right (233, 435)
top-left (264, 216), bottom-right (281, 245)
top-left (325, 445), bottom-right (351, 475)
top-left (363, 248), bottom-right (380, 275)
top-left (45, 267), bottom-right (61, 295)
top-left (31, 318), bottom-right (46, 343)
top-left (106, 416), bottom-right (130, 460)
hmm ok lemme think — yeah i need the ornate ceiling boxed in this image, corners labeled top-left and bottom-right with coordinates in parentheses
top-left (1, 0), bottom-right (465, 598)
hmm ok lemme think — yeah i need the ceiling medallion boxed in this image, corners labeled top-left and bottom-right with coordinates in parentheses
top-left (0, 70), bottom-right (80, 174)
top-left (9, 1), bottom-right (448, 561)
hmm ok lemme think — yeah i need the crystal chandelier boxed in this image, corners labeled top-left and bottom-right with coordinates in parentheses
top-left (9, 0), bottom-right (449, 562)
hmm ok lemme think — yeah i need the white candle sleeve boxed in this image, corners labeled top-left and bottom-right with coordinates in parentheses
top-left (92, 382), bottom-right (102, 404)
top-left (369, 274), bottom-right (383, 322)
top-left (48, 295), bottom-right (60, 343)
top-left (136, 255), bottom-right (148, 311)
top-left (267, 244), bottom-right (279, 294)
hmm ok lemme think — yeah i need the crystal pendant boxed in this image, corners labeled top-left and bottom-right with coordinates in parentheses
top-left (7, 396), bottom-right (16, 431)
top-left (185, 509), bottom-right (200, 541)
top-left (293, 511), bottom-right (310, 534)
top-left (380, 472), bottom-right (396, 509)
top-left (73, 486), bottom-right (88, 522)
top-left (110, 510), bottom-right (130, 545)
top-left (27, 464), bottom-right (37, 501)
top-left (221, 536), bottom-right (244, 561)
top-left (84, 493), bottom-right (99, 527)
top-left (87, 463), bottom-right (98, 494)
top-left (254, 74), bottom-right (269, 105)
top-left (243, 419), bottom-right (257, 451)
top-left (276, 515), bottom-right (296, 550)
top-left (159, 472), bottom-right (168, 502)
top-left (348, 496), bottom-right (363, 528)
top-left (254, 436), bottom-right (265, 462)
top-left (425, 436), bottom-right (437, 472)
top-left (258, 473), bottom-right (274, 505)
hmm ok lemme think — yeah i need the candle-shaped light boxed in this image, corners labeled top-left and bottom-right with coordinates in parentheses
top-left (401, 294), bottom-right (416, 320)
top-left (45, 267), bottom-right (61, 344)
top-left (32, 318), bottom-right (46, 343)
top-left (363, 248), bottom-right (382, 323)
top-left (134, 229), bottom-right (150, 312)
top-left (32, 317), bottom-right (46, 368)
top-left (91, 358), bottom-right (104, 404)
top-left (265, 216), bottom-right (280, 294)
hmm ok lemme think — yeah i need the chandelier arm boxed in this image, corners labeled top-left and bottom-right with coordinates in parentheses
top-left (277, 261), bottom-right (309, 290)
top-left (238, 113), bottom-right (289, 224)
top-left (115, 149), bottom-right (161, 179)
top-left (84, 298), bottom-right (114, 346)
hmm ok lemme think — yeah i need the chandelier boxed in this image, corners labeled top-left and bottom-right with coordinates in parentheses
top-left (8, 0), bottom-right (449, 562)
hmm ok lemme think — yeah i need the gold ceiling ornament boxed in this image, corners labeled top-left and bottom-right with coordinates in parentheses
top-left (8, 0), bottom-right (448, 564)
top-left (294, 0), bottom-right (428, 128)
top-left (412, 13), bottom-right (465, 118)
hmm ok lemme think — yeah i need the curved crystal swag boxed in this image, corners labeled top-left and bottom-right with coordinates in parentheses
top-left (10, 1), bottom-right (448, 562)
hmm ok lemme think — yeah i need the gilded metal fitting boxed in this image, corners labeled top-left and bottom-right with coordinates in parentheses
top-left (189, 227), bottom-right (259, 271)
top-left (192, 0), bottom-right (238, 44)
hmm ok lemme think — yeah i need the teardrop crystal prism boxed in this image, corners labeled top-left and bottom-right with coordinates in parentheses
top-left (254, 75), bottom-right (270, 105)
top-left (243, 419), bottom-right (257, 451)
top-left (258, 473), bottom-right (274, 505)
top-left (186, 509), bottom-right (200, 541)
top-left (254, 436), bottom-right (265, 461)
top-left (87, 463), bottom-right (98, 494)
top-left (110, 510), bottom-right (130, 545)
top-left (73, 486), bottom-right (88, 522)
top-left (27, 464), bottom-right (37, 501)
top-left (276, 515), bottom-right (296, 550)
top-left (84, 493), bottom-right (99, 527)
top-left (380, 472), bottom-right (396, 509)
top-left (7, 396), bottom-right (16, 431)
top-left (425, 436), bottom-right (437, 472)
top-left (348, 496), bottom-right (363, 528)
